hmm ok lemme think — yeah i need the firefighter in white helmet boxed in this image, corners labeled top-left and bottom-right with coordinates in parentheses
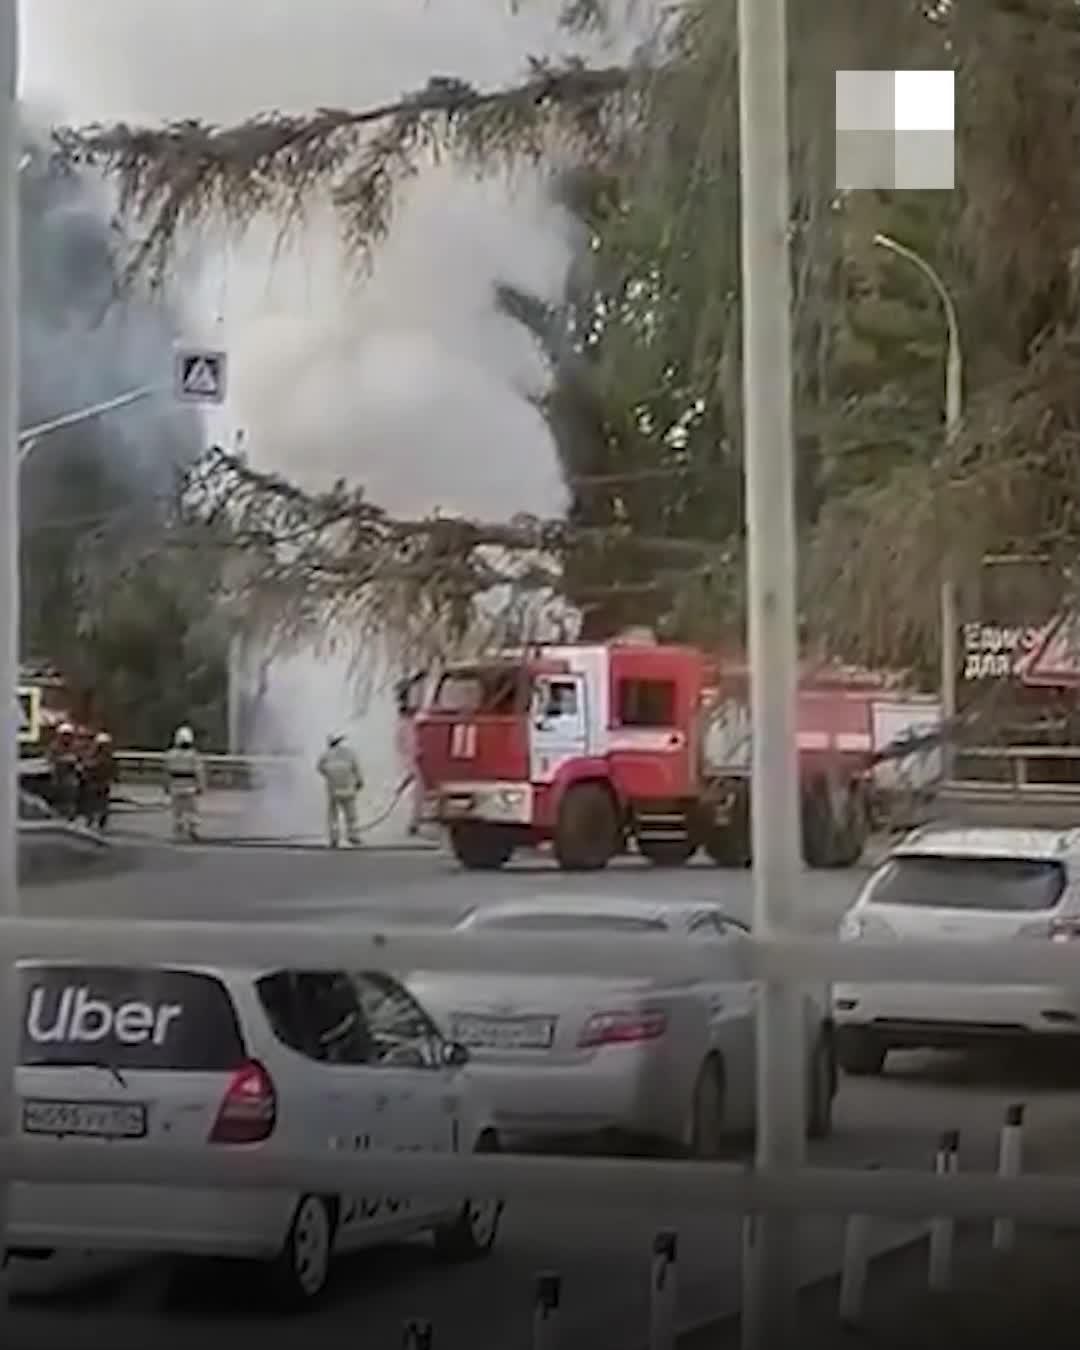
top-left (164, 724), bottom-right (205, 841)
top-left (316, 733), bottom-right (364, 848)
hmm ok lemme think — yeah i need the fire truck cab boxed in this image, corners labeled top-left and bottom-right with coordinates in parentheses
top-left (414, 639), bottom-right (880, 872)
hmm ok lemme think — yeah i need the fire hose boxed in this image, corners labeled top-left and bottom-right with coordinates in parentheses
top-left (355, 773), bottom-right (418, 835)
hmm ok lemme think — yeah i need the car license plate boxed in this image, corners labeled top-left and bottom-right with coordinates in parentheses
top-left (22, 1099), bottom-right (148, 1139)
top-left (443, 796), bottom-right (473, 818)
top-left (452, 1014), bottom-right (555, 1050)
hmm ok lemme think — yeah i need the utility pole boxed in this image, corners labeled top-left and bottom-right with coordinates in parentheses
top-left (0, 0), bottom-right (18, 1281)
top-left (736, 0), bottom-right (804, 1345)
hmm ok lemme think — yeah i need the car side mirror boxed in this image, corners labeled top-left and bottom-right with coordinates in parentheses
top-left (442, 1041), bottom-right (470, 1069)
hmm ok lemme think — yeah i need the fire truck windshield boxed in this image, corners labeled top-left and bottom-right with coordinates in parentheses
top-left (432, 666), bottom-right (528, 715)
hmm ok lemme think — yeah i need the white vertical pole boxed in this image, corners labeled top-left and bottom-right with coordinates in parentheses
top-left (0, 0), bottom-right (18, 1296)
top-left (227, 633), bottom-right (242, 754)
top-left (928, 1129), bottom-right (959, 1291)
top-left (736, 0), bottom-right (804, 1343)
top-left (992, 1103), bottom-right (1024, 1254)
top-left (939, 326), bottom-right (962, 778)
top-left (649, 1229), bottom-right (679, 1350)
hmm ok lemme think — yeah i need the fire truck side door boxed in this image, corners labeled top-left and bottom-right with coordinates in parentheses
top-left (530, 675), bottom-right (588, 784)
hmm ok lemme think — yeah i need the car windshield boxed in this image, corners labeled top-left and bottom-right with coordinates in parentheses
top-left (865, 854), bottom-right (1067, 913)
top-left (432, 666), bottom-right (527, 714)
top-left (467, 913), bottom-right (668, 935)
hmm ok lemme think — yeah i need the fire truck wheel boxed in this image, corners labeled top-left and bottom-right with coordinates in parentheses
top-left (801, 777), bottom-right (838, 868)
top-left (831, 784), bottom-right (870, 868)
top-left (704, 825), bottom-right (752, 868)
top-left (553, 783), bottom-right (619, 872)
top-left (805, 1031), bottom-right (835, 1140)
top-left (803, 777), bottom-right (869, 869)
top-left (449, 824), bottom-right (514, 871)
top-left (703, 785), bottom-right (752, 867)
top-left (638, 838), bottom-right (697, 867)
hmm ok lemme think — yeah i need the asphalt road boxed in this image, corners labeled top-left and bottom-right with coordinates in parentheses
top-left (9, 843), bottom-right (1080, 1350)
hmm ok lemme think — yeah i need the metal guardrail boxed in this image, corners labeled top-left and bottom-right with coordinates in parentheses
top-left (950, 744), bottom-right (1080, 798)
top-left (112, 751), bottom-right (297, 790)
top-left (89, 743), bottom-right (1080, 800)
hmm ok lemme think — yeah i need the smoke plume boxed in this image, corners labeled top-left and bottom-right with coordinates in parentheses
top-left (24, 0), bottom-right (621, 835)
top-left (18, 118), bottom-right (200, 672)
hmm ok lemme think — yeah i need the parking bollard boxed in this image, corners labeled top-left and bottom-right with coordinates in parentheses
top-left (533, 1271), bottom-right (562, 1350)
top-left (838, 1164), bottom-right (878, 1324)
top-left (739, 1213), bottom-right (759, 1350)
top-left (992, 1103), bottom-right (1025, 1254)
top-left (402, 1319), bottom-right (433, 1350)
top-left (928, 1129), bottom-right (959, 1292)
top-left (649, 1230), bottom-right (679, 1350)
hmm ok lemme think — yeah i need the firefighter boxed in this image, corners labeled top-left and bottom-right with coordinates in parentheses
top-left (164, 725), bottom-right (205, 841)
top-left (316, 733), bottom-right (363, 848)
top-left (82, 731), bottom-right (116, 831)
top-left (48, 722), bottom-right (81, 820)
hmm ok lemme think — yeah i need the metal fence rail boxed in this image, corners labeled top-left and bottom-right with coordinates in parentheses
top-left (112, 751), bottom-right (295, 790)
top-left (102, 743), bottom-right (1080, 797)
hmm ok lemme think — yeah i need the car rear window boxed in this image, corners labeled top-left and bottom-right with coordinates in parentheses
top-left (469, 913), bottom-right (668, 934)
top-left (19, 966), bottom-right (247, 1071)
top-left (865, 855), bottom-right (1067, 912)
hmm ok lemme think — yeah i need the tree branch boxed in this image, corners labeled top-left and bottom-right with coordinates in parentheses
top-left (53, 61), bottom-right (643, 283)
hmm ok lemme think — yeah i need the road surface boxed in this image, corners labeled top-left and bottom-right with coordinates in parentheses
top-left (8, 845), bottom-right (1080, 1349)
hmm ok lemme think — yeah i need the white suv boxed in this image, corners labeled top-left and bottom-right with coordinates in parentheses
top-left (834, 826), bottom-right (1080, 1076)
top-left (10, 962), bottom-right (502, 1306)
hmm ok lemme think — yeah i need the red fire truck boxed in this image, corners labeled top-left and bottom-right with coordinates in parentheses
top-left (413, 637), bottom-right (940, 872)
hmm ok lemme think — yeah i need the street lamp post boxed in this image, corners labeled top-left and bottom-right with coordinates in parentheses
top-left (737, 0), bottom-right (804, 1345)
top-left (874, 233), bottom-right (963, 771)
top-left (0, 0), bottom-right (17, 1289)
top-left (18, 383), bottom-right (167, 464)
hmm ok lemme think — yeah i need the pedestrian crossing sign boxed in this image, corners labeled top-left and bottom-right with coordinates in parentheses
top-left (16, 686), bottom-right (41, 744)
top-left (175, 348), bottom-right (227, 405)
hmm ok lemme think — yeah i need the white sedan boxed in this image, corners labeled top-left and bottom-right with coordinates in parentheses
top-left (408, 897), bottom-right (835, 1155)
top-left (10, 961), bottom-right (502, 1307)
top-left (834, 825), bottom-right (1080, 1075)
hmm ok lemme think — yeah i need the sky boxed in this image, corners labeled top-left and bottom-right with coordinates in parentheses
top-left (18, 0), bottom-right (608, 520)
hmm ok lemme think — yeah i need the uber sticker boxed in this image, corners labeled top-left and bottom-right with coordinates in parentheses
top-left (26, 986), bottom-right (183, 1047)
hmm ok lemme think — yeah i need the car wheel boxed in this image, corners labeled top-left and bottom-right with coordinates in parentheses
top-left (269, 1194), bottom-right (335, 1309)
top-left (433, 1131), bottom-right (504, 1261)
top-left (806, 1034), bottom-right (834, 1140)
top-left (686, 1059), bottom-right (725, 1159)
top-left (837, 1030), bottom-right (887, 1077)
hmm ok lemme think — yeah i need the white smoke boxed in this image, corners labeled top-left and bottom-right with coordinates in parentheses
top-left (24, 0), bottom-right (619, 838)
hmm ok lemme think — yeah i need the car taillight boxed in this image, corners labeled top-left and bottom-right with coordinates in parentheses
top-left (578, 1009), bottom-right (667, 1048)
top-left (209, 1060), bottom-right (277, 1144)
top-left (1050, 917), bottom-right (1080, 943)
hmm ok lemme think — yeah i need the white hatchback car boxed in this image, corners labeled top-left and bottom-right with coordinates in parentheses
top-left (834, 826), bottom-right (1080, 1075)
top-left (9, 962), bottom-right (502, 1306)
top-left (408, 897), bottom-right (835, 1154)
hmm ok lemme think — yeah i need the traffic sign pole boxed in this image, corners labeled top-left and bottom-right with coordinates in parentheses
top-left (0, 0), bottom-right (18, 1288)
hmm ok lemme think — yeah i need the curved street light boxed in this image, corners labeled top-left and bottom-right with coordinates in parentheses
top-left (874, 232), bottom-right (962, 438)
top-left (18, 383), bottom-right (167, 464)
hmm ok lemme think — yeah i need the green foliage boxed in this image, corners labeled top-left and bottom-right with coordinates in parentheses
top-left (73, 549), bottom-right (230, 750)
top-left (50, 0), bottom-right (1080, 678)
